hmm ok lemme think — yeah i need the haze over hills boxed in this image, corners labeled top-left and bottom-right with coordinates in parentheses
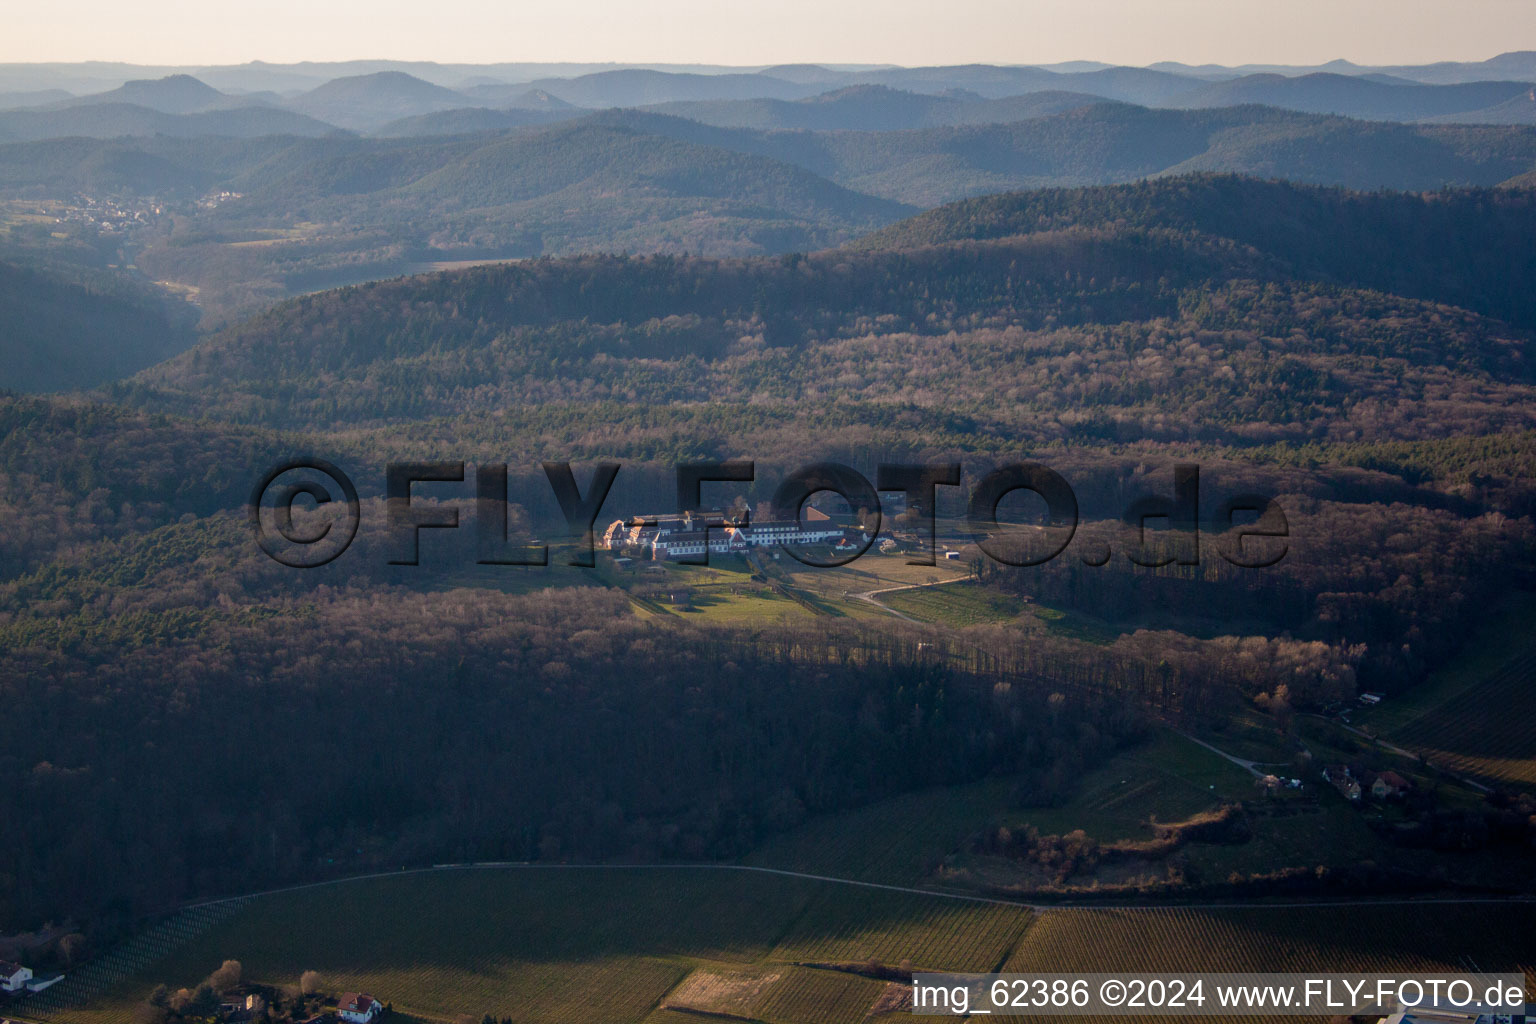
top-left (0, 87), bottom-right (73, 109)
top-left (0, 258), bottom-right (197, 391)
top-left (7, 52), bottom-right (1536, 97)
top-left (1168, 73), bottom-right (1535, 121)
top-left (10, 61), bottom-right (1536, 144)
top-left (50, 73), bottom-right (246, 114)
top-left (6, 54), bottom-right (1536, 357)
top-left (9, 99), bottom-right (1536, 199)
top-left (587, 105), bottom-right (1536, 203)
top-left (0, 102), bottom-right (342, 142)
top-left (7, 98), bottom-right (1536, 322)
top-left (643, 86), bottom-right (1107, 132)
top-left (1427, 88), bottom-right (1536, 125)
top-left (521, 68), bottom-right (823, 106)
top-left (371, 105), bottom-right (577, 138)
top-left (282, 70), bottom-right (478, 131)
top-left (453, 85), bottom-right (576, 110)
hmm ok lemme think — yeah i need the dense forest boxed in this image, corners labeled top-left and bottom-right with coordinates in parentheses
top-left (2, 176), bottom-right (1534, 932)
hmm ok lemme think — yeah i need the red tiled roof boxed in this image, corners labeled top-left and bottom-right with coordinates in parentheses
top-left (339, 994), bottom-right (376, 1014)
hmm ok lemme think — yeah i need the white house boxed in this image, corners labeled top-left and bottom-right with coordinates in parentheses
top-left (0, 960), bottom-right (34, 992)
top-left (338, 993), bottom-right (382, 1024)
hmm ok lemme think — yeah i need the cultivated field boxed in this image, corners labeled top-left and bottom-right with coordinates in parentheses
top-left (28, 868), bottom-right (1032, 1024)
top-left (1373, 592), bottom-right (1536, 788)
top-left (1010, 903), bottom-right (1536, 1023)
top-left (878, 580), bottom-right (1024, 626)
top-left (744, 775), bottom-right (1017, 885)
top-left (27, 868), bottom-right (1535, 1024)
top-left (1391, 651), bottom-right (1536, 788)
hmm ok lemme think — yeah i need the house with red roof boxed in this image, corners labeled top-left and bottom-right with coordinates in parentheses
top-left (338, 993), bottom-right (382, 1024)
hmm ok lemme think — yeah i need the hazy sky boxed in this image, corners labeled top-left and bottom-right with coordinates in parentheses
top-left (4, 0), bottom-right (1533, 67)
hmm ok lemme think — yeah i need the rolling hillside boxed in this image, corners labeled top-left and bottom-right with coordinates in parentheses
top-left (118, 178), bottom-right (1536, 443)
top-left (645, 85), bottom-right (1104, 131)
top-left (370, 106), bottom-right (579, 137)
top-left (598, 105), bottom-right (1536, 205)
top-left (1170, 72), bottom-right (1535, 121)
top-left (525, 68), bottom-right (820, 106)
top-left (57, 74), bottom-right (235, 114)
top-left (6, 101), bottom-right (1536, 323)
top-left (853, 175), bottom-right (1536, 329)
top-left (0, 259), bottom-right (197, 392)
top-left (123, 120), bottom-right (912, 317)
top-left (282, 71), bottom-right (473, 131)
top-left (0, 102), bottom-right (341, 142)
top-left (4, 174), bottom-right (1535, 940)
top-left (1428, 87), bottom-right (1536, 125)
top-left (6, 52), bottom-right (1536, 1020)
top-left (395, 119), bottom-right (904, 222)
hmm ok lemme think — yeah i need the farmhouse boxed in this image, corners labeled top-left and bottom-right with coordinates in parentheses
top-left (1322, 765), bottom-right (1361, 801)
top-left (337, 993), bottom-right (382, 1024)
top-left (1369, 770), bottom-right (1411, 799)
top-left (603, 507), bottom-right (855, 561)
top-left (0, 960), bottom-right (33, 992)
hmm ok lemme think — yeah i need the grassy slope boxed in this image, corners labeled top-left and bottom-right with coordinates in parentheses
top-left (1360, 591), bottom-right (1536, 787)
top-left (1002, 730), bottom-right (1255, 842)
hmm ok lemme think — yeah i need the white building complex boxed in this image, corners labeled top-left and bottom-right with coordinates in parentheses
top-left (603, 507), bottom-right (859, 560)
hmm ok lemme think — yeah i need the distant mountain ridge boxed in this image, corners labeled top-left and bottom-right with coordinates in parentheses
top-left (13, 64), bottom-right (1536, 146)
top-left (6, 101), bottom-right (1536, 205)
top-left (589, 105), bottom-right (1536, 204)
top-left (644, 85), bottom-right (1105, 131)
top-left (0, 102), bottom-right (342, 143)
top-left (7, 53), bottom-right (1536, 98)
top-left (55, 73), bottom-right (234, 114)
top-left (282, 70), bottom-right (473, 130)
top-left (1169, 73), bottom-right (1534, 121)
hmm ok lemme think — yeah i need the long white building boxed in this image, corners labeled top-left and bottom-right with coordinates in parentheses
top-left (602, 508), bottom-right (858, 560)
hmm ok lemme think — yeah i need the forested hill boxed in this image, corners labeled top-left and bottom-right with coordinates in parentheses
top-left (855, 176), bottom-right (1536, 329)
top-left (0, 259), bottom-right (198, 391)
top-left (117, 228), bottom-right (1266, 421)
top-left (108, 176), bottom-right (1536, 451)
